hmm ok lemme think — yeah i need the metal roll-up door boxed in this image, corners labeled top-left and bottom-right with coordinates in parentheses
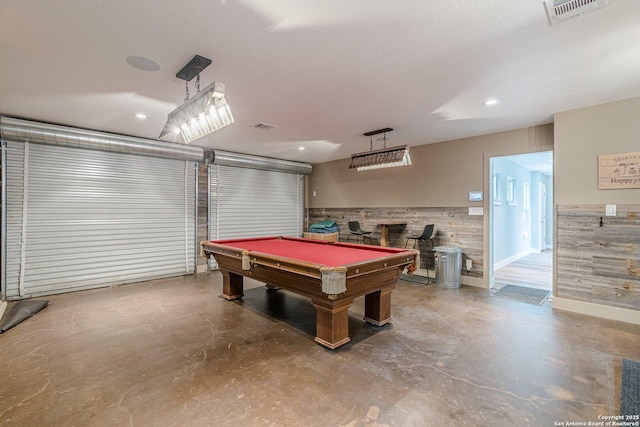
top-left (209, 164), bottom-right (304, 246)
top-left (3, 141), bottom-right (196, 299)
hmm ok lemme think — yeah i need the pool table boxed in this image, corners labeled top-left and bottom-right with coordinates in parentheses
top-left (200, 236), bottom-right (418, 349)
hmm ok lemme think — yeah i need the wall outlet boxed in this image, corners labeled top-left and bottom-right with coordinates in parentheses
top-left (468, 207), bottom-right (483, 216)
top-left (466, 259), bottom-right (473, 271)
top-left (605, 204), bottom-right (617, 216)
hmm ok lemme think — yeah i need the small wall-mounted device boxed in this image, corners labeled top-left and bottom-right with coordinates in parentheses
top-left (605, 204), bottom-right (617, 216)
top-left (466, 259), bottom-right (473, 271)
top-left (468, 191), bottom-right (483, 202)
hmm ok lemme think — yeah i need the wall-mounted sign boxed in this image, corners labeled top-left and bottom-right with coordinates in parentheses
top-left (598, 151), bottom-right (640, 189)
top-left (468, 191), bottom-right (483, 202)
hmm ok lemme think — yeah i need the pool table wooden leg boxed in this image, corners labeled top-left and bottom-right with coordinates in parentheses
top-left (311, 298), bottom-right (353, 349)
top-left (221, 269), bottom-right (244, 300)
top-left (363, 285), bottom-right (394, 326)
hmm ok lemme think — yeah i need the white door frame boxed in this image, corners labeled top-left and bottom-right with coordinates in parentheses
top-left (484, 147), bottom-right (554, 289)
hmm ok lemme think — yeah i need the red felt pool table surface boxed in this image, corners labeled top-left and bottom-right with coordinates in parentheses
top-left (213, 236), bottom-right (407, 267)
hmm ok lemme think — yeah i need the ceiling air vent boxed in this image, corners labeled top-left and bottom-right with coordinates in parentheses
top-left (543, 0), bottom-right (610, 26)
top-left (254, 123), bottom-right (277, 130)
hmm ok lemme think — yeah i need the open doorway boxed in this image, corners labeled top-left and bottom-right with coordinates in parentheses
top-left (489, 151), bottom-right (553, 291)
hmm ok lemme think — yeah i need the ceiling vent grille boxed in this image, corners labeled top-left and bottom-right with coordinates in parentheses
top-left (543, 0), bottom-right (610, 25)
top-left (254, 123), bottom-right (277, 130)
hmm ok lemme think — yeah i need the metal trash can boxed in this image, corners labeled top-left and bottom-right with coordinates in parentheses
top-left (433, 246), bottom-right (462, 288)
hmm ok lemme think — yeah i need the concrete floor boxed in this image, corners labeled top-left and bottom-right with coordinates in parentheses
top-left (1, 273), bottom-right (639, 427)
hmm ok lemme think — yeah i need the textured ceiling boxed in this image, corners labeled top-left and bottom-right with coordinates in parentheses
top-left (1, 0), bottom-right (639, 165)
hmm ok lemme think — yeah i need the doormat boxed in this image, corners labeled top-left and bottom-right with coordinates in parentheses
top-left (400, 274), bottom-right (430, 285)
top-left (621, 358), bottom-right (640, 416)
top-left (492, 285), bottom-right (550, 306)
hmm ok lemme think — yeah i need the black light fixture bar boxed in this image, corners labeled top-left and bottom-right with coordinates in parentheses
top-left (176, 55), bottom-right (212, 81)
top-left (363, 127), bottom-right (393, 137)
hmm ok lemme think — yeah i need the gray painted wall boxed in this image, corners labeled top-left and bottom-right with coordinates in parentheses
top-left (308, 125), bottom-right (554, 209)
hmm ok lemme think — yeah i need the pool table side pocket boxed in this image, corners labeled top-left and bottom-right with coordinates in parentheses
top-left (319, 266), bottom-right (348, 296)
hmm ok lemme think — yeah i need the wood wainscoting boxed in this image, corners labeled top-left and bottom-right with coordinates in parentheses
top-left (307, 207), bottom-right (483, 279)
top-left (557, 204), bottom-right (640, 312)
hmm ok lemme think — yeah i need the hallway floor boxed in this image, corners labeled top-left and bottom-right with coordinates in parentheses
top-left (1, 273), bottom-right (639, 426)
top-left (494, 251), bottom-right (553, 291)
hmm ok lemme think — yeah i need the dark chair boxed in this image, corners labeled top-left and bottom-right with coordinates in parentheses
top-left (405, 224), bottom-right (435, 272)
top-left (405, 224), bottom-right (435, 249)
top-left (347, 221), bottom-right (373, 244)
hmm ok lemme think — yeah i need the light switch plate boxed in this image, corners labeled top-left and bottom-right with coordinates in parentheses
top-left (605, 204), bottom-right (617, 216)
top-left (468, 207), bottom-right (483, 216)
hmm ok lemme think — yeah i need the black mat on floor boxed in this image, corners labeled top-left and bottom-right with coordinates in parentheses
top-left (492, 285), bottom-right (549, 305)
top-left (621, 358), bottom-right (640, 416)
top-left (0, 300), bottom-right (49, 333)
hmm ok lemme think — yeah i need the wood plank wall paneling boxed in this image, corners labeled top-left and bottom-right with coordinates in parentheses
top-left (557, 204), bottom-right (640, 311)
top-left (307, 207), bottom-right (483, 278)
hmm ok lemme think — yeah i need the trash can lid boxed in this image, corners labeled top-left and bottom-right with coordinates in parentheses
top-left (433, 246), bottom-right (462, 253)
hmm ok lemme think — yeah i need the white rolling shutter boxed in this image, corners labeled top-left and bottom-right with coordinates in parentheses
top-left (209, 164), bottom-right (304, 243)
top-left (4, 141), bottom-right (196, 299)
top-left (4, 142), bottom-right (25, 298)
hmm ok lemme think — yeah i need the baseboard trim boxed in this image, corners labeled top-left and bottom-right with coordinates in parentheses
top-left (461, 275), bottom-right (485, 288)
top-left (412, 269), bottom-right (485, 288)
top-left (553, 296), bottom-right (640, 326)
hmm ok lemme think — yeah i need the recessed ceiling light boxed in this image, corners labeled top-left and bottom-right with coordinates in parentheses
top-left (135, 113), bottom-right (148, 119)
top-left (126, 55), bottom-right (161, 72)
top-left (483, 98), bottom-right (501, 106)
top-left (298, 146), bottom-right (305, 151)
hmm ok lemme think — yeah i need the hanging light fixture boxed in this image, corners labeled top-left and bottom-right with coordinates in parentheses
top-left (349, 128), bottom-right (411, 171)
top-left (159, 55), bottom-right (234, 144)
